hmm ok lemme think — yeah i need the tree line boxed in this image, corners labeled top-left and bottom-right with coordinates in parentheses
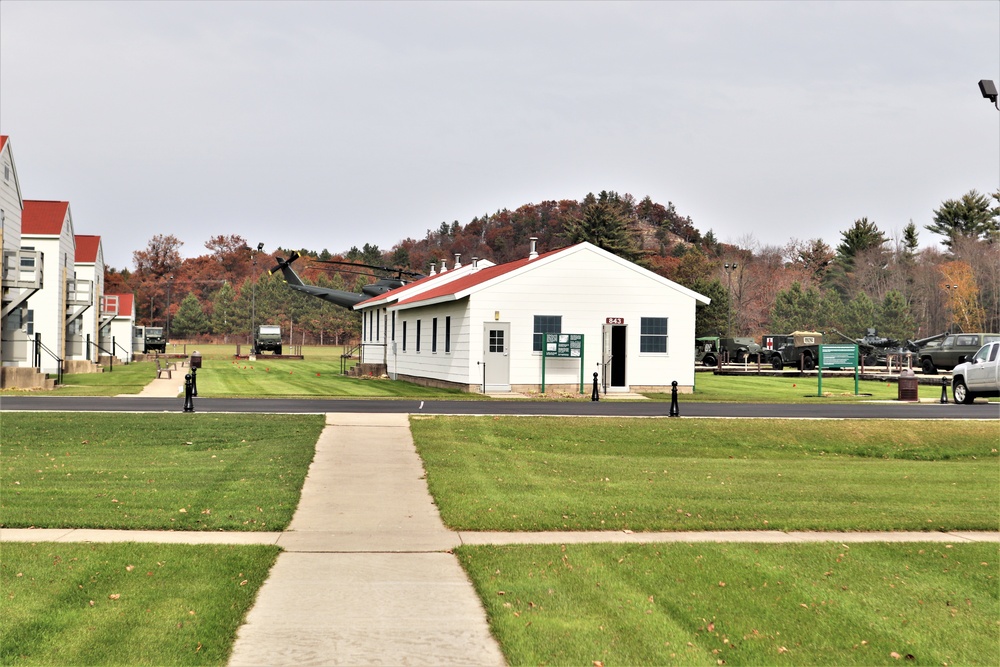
top-left (104, 188), bottom-right (1000, 344)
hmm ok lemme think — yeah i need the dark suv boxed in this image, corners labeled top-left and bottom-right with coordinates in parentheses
top-left (917, 333), bottom-right (1000, 374)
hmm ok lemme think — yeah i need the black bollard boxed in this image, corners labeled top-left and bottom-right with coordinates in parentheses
top-left (591, 372), bottom-right (600, 401)
top-left (669, 380), bottom-right (679, 417)
top-left (183, 373), bottom-right (195, 412)
top-left (190, 366), bottom-right (198, 397)
top-left (940, 377), bottom-right (949, 404)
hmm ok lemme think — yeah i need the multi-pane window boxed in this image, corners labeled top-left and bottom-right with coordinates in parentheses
top-left (445, 316), bottom-right (451, 353)
top-left (489, 328), bottom-right (505, 353)
top-left (640, 317), bottom-right (668, 353)
top-left (533, 315), bottom-right (561, 352)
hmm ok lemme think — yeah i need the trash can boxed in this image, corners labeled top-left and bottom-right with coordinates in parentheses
top-left (897, 369), bottom-right (919, 402)
top-left (190, 351), bottom-right (202, 370)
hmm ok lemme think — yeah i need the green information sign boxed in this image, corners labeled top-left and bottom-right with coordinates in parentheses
top-left (545, 333), bottom-right (584, 358)
top-left (819, 344), bottom-right (858, 368)
top-left (541, 333), bottom-right (585, 393)
top-left (817, 344), bottom-right (859, 396)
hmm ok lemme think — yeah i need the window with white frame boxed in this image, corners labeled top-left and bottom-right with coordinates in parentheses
top-left (640, 317), bottom-right (668, 353)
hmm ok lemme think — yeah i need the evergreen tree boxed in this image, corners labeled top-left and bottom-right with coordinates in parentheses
top-left (563, 197), bottom-right (641, 262)
top-left (877, 290), bottom-right (916, 341)
top-left (770, 282), bottom-right (821, 332)
top-left (690, 278), bottom-right (728, 337)
top-left (842, 292), bottom-right (878, 337)
top-left (926, 189), bottom-right (999, 247)
top-left (211, 282), bottom-right (238, 339)
top-left (170, 293), bottom-right (209, 338)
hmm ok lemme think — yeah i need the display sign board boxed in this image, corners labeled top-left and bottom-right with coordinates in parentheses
top-left (606, 317), bottom-right (624, 325)
top-left (545, 333), bottom-right (583, 358)
top-left (819, 344), bottom-right (858, 368)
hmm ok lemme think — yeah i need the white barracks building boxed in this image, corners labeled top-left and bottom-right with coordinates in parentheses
top-left (355, 241), bottom-right (709, 394)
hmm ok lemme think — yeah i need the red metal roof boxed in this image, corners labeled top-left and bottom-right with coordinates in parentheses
top-left (105, 293), bottom-right (134, 317)
top-left (75, 235), bottom-right (101, 263)
top-left (394, 245), bottom-right (571, 307)
top-left (0, 135), bottom-right (7, 152)
top-left (22, 200), bottom-right (70, 235)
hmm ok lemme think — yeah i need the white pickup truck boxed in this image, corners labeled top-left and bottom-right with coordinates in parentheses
top-left (951, 341), bottom-right (1000, 404)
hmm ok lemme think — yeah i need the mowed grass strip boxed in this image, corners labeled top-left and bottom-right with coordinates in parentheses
top-left (197, 359), bottom-right (465, 398)
top-left (663, 373), bottom-right (959, 403)
top-left (457, 541), bottom-right (999, 666)
top-left (411, 416), bottom-right (1000, 531)
top-left (1, 362), bottom-right (157, 397)
top-left (1, 542), bottom-right (278, 666)
top-left (0, 413), bottom-right (324, 531)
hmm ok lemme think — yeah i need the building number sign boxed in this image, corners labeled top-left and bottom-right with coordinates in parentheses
top-left (606, 317), bottom-right (624, 325)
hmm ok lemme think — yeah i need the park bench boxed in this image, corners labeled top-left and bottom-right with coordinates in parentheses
top-left (155, 357), bottom-right (172, 379)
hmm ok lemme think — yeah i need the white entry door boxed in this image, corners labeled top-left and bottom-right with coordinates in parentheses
top-left (483, 323), bottom-right (510, 392)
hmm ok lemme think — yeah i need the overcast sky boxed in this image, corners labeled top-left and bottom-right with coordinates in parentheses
top-left (2, 1), bottom-right (998, 270)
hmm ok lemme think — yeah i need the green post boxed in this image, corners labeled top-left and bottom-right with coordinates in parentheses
top-left (579, 334), bottom-right (585, 393)
top-left (541, 341), bottom-right (547, 394)
top-left (818, 346), bottom-right (823, 397)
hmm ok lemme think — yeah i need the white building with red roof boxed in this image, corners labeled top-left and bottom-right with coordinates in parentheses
top-left (99, 293), bottom-right (137, 363)
top-left (19, 200), bottom-right (93, 374)
top-left (1, 136), bottom-right (46, 377)
top-left (355, 240), bottom-right (709, 394)
top-left (73, 234), bottom-right (104, 363)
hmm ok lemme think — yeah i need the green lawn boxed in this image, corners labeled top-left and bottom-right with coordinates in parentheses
top-left (411, 416), bottom-right (1000, 532)
top-left (670, 372), bottom-right (958, 403)
top-left (196, 358), bottom-right (466, 398)
top-left (0, 413), bottom-right (324, 531)
top-left (1, 542), bottom-right (278, 666)
top-left (458, 541), bottom-right (999, 666)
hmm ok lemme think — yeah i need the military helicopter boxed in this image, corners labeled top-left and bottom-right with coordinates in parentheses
top-left (269, 252), bottom-right (426, 310)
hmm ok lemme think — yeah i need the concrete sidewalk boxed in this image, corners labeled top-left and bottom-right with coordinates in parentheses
top-left (226, 413), bottom-right (505, 667)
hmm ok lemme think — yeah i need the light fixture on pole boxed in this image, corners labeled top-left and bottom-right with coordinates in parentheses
top-left (979, 79), bottom-right (999, 110)
top-left (723, 262), bottom-right (738, 337)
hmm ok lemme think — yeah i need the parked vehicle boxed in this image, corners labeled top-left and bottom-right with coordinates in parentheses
top-left (831, 328), bottom-right (908, 366)
top-left (254, 325), bottom-right (283, 355)
top-left (763, 331), bottom-right (823, 370)
top-left (143, 326), bottom-right (166, 354)
top-left (914, 332), bottom-right (1000, 374)
top-left (695, 336), bottom-right (762, 366)
top-left (951, 341), bottom-right (1000, 403)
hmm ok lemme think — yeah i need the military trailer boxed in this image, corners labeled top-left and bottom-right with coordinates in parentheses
top-left (763, 331), bottom-right (823, 370)
top-left (254, 325), bottom-right (283, 355)
top-left (695, 336), bottom-right (762, 366)
top-left (143, 326), bottom-right (166, 354)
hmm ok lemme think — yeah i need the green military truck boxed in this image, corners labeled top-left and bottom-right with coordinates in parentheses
top-left (762, 331), bottom-right (823, 370)
top-left (143, 326), bottom-right (166, 354)
top-left (695, 336), bottom-right (763, 366)
top-left (254, 325), bottom-right (283, 355)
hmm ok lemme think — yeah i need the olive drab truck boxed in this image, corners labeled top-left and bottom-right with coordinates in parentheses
top-left (254, 325), bottom-right (283, 355)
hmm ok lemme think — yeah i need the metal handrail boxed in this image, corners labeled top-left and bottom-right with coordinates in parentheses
top-left (33, 333), bottom-right (64, 385)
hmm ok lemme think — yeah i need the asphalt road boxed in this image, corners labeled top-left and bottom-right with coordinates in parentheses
top-left (1, 395), bottom-right (998, 419)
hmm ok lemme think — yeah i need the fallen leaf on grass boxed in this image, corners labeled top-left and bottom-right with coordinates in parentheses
top-left (108, 593), bottom-right (120, 600)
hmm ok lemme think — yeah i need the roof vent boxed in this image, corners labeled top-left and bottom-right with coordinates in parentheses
top-left (454, 253), bottom-right (461, 269)
top-left (429, 261), bottom-right (437, 276)
top-left (529, 237), bottom-right (538, 260)
top-left (439, 259), bottom-right (448, 273)
top-left (471, 256), bottom-right (479, 271)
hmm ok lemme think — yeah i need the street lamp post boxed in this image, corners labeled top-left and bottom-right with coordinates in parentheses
top-left (724, 262), bottom-right (737, 337)
top-left (165, 275), bottom-right (173, 343)
top-left (251, 243), bottom-right (264, 354)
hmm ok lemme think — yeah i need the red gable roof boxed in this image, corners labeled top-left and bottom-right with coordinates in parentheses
top-left (394, 245), bottom-right (571, 307)
top-left (104, 293), bottom-right (135, 317)
top-left (0, 135), bottom-right (7, 152)
top-left (75, 235), bottom-right (101, 263)
top-left (22, 200), bottom-right (70, 235)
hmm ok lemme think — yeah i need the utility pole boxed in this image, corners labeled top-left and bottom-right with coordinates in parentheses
top-left (724, 262), bottom-right (737, 337)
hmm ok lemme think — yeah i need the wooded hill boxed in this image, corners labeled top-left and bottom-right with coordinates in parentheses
top-left (106, 188), bottom-right (1000, 346)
